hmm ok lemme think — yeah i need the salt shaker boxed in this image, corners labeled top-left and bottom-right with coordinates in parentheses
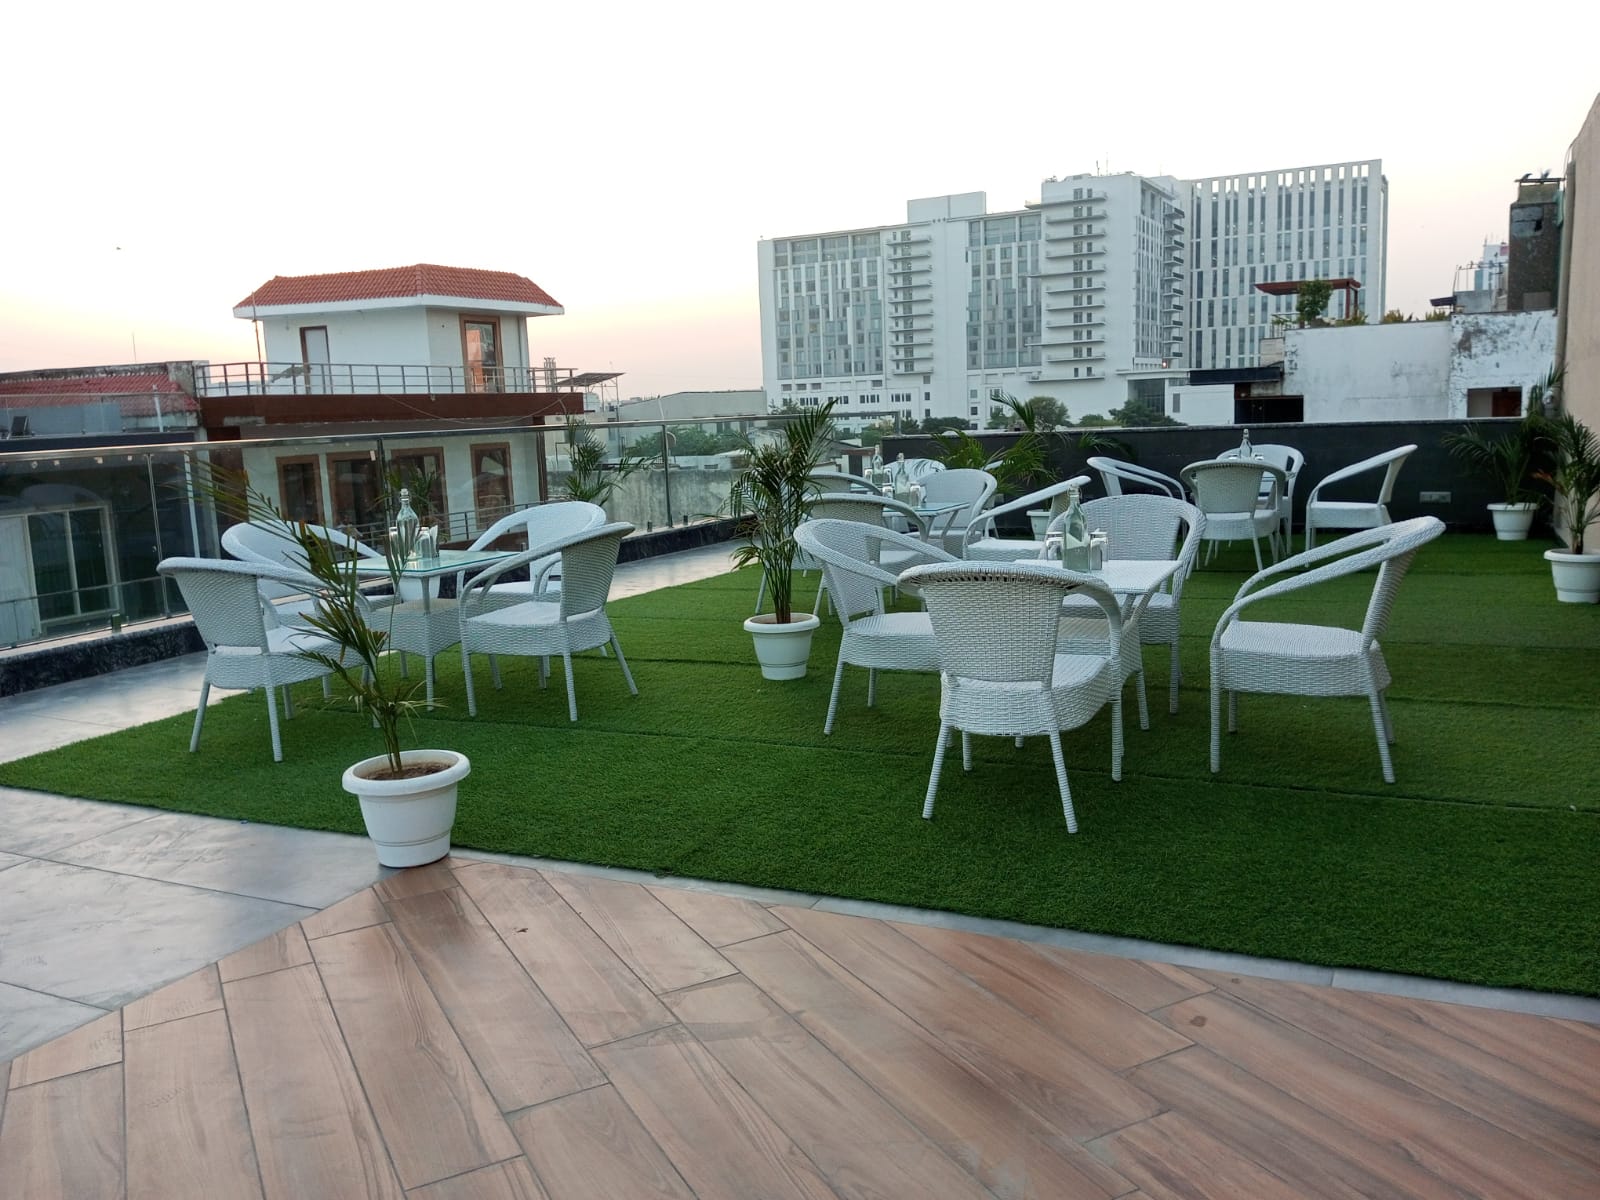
top-left (1089, 530), bottom-right (1109, 571)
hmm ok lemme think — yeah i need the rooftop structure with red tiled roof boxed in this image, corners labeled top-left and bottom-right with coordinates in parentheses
top-left (232, 264), bottom-right (564, 318)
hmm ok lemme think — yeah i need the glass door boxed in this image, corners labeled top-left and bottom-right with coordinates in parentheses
top-left (461, 318), bottom-right (502, 392)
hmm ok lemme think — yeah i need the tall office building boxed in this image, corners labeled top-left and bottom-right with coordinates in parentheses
top-left (1186, 161), bottom-right (1387, 370)
top-left (757, 159), bottom-right (1385, 422)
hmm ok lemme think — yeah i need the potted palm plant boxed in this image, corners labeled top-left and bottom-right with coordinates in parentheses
top-left (1442, 408), bottom-right (1547, 540)
top-left (1536, 412), bottom-right (1600, 603)
top-left (194, 464), bottom-right (468, 865)
top-left (729, 402), bottom-right (836, 679)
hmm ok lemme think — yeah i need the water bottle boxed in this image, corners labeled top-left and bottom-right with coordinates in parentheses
top-left (892, 454), bottom-right (913, 504)
top-left (870, 447), bottom-right (885, 490)
top-left (394, 488), bottom-right (420, 563)
top-left (1239, 427), bottom-right (1254, 460)
top-left (1060, 485), bottom-right (1091, 570)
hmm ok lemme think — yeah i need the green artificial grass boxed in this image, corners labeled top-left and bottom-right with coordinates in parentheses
top-left (3, 534), bottom-right (1597, 994)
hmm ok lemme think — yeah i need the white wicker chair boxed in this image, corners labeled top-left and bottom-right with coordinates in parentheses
top-left (917, 468), bottom-right (997, 553)
top-left (794, 519), bottom-right (956, 734)
top-left (222, 520), bottom-right (405, 626)
top-left (808, 470), bottom-right (877, 494)
top-left (1071, 495), bottom-right (1206, 715)
top-left (959, 476), bottom-right (1091, 560)
top-left (462, 500), bottom-right (606, 607)
top-left (1209, 516), bottom-right (1445, 784)
top-left (899, 561), bottom-right (1125, 833)
top-left (1220, 443), bottom-right (1304, 541)
top-left (1181, 459), bottom-right (1287, 571)
top-left (1089, 457), bottom-right (1185, 499)
top-left (809, 493), bottom-right (930, 578)
top-left (158, 556), bottom-right (347, 763)
top-left (458, 522), bottom-right (638, 721)
top-left (1303, 444), bottom-right (1417, 550)
top-left (886, 457), bottom-right (946, 488)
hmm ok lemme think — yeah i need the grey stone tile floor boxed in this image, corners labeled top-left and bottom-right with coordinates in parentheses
top-left (2, 541), bottom-right (1596, 1061)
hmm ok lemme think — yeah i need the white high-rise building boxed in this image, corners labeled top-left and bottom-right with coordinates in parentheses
top-left (1186, 160), bottom-right (1387, 370)
top-left (758, 158), bottom-right (1386, 423)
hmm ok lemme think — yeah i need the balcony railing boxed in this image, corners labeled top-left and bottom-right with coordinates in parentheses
top-left (194, 362), bottom-right (585, 398)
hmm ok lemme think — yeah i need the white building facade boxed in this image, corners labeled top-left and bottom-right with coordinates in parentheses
top-left (758, 159), bottom-right (1384, 424)
top-left (1186, 161), bottom-right (1388, 370)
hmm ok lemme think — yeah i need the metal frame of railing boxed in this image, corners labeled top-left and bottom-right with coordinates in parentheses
top-left (193, 362), bottom-right (587, 397)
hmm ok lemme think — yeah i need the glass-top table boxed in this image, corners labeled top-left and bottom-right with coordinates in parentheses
top-left (352, 548), bottom-right (517, 581)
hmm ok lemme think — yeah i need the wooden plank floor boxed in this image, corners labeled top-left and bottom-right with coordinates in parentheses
top-left (3, 857), bottom-right (1597, 1200)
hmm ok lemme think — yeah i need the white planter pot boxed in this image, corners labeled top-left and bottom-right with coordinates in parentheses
top-left (743, 612), bottom-right (821, 680)
top-left (1544, 549), bottom-right (1600, 604)
top-left (342, 749), bottom-right (470, 867)
top-left (1488, 502), bottom-right (1537, 541)
top-left (1027, 510), bottom-right (1051, 538)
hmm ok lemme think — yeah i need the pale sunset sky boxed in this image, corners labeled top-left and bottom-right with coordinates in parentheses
top-left (1, 2), bottom-right (1593, 399)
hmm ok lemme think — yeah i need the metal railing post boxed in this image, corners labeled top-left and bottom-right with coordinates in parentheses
top-left (660, 422), bottom-right (673, 526)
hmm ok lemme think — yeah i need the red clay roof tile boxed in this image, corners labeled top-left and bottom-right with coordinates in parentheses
top-left (235, 264), bottom-right (562, 311)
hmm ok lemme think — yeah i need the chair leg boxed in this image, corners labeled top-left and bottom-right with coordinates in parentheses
top-left (961, 731), bottom-right (973, 772)
top-left (611, 635), bottom-right (639, 696)
top-left (1368, 678), bottom-right (1396, 783)
top-left (1133, 665), bottom-right (1149, 732)
top-left (1250, 533), bottom-right (1264, 573)
top-left (754, 570), bottom-right (768, 615)
top-left (492, 655), bottom-right (504, 690)
top-left (537, 657), bottom-right (547, 690)
top-left (462, 643), bottom-right (478, 717)
top-left (866, 668), bottom-right (878, 709)
top-left (815, 574), bottom-right (829, 618)
top-left (1168, 639), bottom-right (1180, 716)
top-left (189, 680), bottom-right (211, 752)
top-left (282, 685), bottom-right (295, 720)
top-left (923, 723), bottom-right (951, 819)
top-left (1209, 667), bottom-right (1223, 775)
top-left (562, 651), bottom-right (579, 722)
top-left (824, 652), bottom-right (847, 735)
top-left (322, 677), bottom-right (332, 700)
top-left (398, 651), bottom-right (409, 679)
top-left (424, 654), bottom-right (435, 706)
top-left (1378, 691), bottom-right (1395, 743)
top-left (1228, 691), bottom-right (1239, 732)
top-left (1110, 695), bottom-right (1124, 782)
top-left (1047, 729), bottom-right (1078, 833)
top-left (264, 681), bottom-right (284, 763)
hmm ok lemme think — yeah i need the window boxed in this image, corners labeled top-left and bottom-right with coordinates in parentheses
top-left (27, 507), bottom-right (115, 626)
top-left (276, 455), bottom-right (324, 524)
top-left (461, 317), bottom-right (503, 392)
top-left (471, 443), bottom-right (513, 528)
top-left (329, 453), bottom-right (384, 530)
top-left (387, 446), bottom-right (447, 521)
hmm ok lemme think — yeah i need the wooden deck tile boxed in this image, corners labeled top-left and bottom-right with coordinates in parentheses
top-left (122, 964), bottom-right (223, 1031)
top-left (591, 1024), bottom-right (838, 1200)
top-left (647, 885), bottom-right (790, 946)
top-left (406, 1157), bottom-right (547, 1200)
top-left (1207, 972), bottom-right (1600, 1171)
top-left (301, 886), bottom-right (390, 940)
top-left (665, 975), bottom-right (994, 1198)
top-left (125, 1008), bottom-right (262, 1200)
top-left (509, 1086), bottom-right (694, 1200)
top-left (1088, 1111), bottom-right (1307, 1199)
top-left (898, 921), bottom-right (1194, 1070)
top-left (225, 963), bottom-right (403, 1200)
top-left (7, 1010), bottom-right (122, 1089)
top-left (454, 862), bottom-right (672, 1046)
top-left (374, 858), bottom-right (461, 902)
top-left (727, 931), bottom-right (1128, 1200)
top-left (0, 1063), bottom-right (124, 1199)
top-left (1040, 945), bottom-right (1214, 1011)
top-left (544, 871), bottom-right (736, 994)
top-left (217, 922), bottom-right (312, 983)
top-left (1128, 1045), bottom-right (1467, 1200)
top-left (779, 905), bottom-right (1161, 1139)
top-left (386, 887), bottom-right (605, 1111)
top-left (1155, 990), bottom-right (1597, 1200)
top-left (311, 923), bottom-right (520, 1190)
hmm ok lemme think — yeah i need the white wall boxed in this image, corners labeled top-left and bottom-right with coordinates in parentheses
top-left (1166, 382), bottom-right (1233, 425)
top-left (0, 515), bottom-right (41, 643)
top-left (1446, 311), bottom-right (1556, 417)
top-left (1283, 321), bottom-right (1451, 421)
top-left (261, 308), bottom-right (430, 366)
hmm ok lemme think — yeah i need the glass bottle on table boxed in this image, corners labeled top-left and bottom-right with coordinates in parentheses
top-left (394, 488), bottom-right (420, 564)
top-left (1239, 427), bottom-right (1254, 460)
top-left (1059, 484), bottom-right (1091, 570)
top-left (870, 447), bottom-right (885, 491)
top-left (892, 453), bottom-right (913, 503)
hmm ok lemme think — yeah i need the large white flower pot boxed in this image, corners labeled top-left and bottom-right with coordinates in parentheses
top-left (1488, 502), bottom-right (1537, 540)
top-left (743, 612), bottom-right (821, 680)
top-left (1544, 549), bottom-right (1600, 604)
top-left (342, 749), bottom-right (470, 867)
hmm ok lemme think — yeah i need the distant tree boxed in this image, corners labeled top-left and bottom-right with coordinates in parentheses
top-left (857, 425), bottom-right (886, 448)
top-left (1423, 308), bottom-right (1452, 321)
top-left (1026, 396), bottom-right (1070, 430)
top-left (1103, 402), bottom-right (1182, 428)
top-left (985, 406), bottom-right (1012, 429)
top-left (1296, 279), bottom-right (1332, 326)
top-left (1332, 308), bottom-right (1367, 328)
top-left (988, 390), bottom-right (1069, 432)
top-left (1381, 309), bottom-right (1410, 324)
top-left (921, 415), bottom-right (972, 434)
top-left (629, 426), bottom-right (744, 458)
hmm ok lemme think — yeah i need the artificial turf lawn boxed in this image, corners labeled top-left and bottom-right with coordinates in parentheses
top-left (2, 534), bottom-right (1597, 995)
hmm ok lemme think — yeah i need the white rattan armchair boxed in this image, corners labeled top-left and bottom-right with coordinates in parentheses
top-left (1089, 457), bottom-right (1185, 499)
top-left (809, 493), bottom-right (930, 578)
top-left (1220, 443), bottom-right (1304, 541)
top-left (158, 556), bottom-right (348, 763)
top-left (917, 468), bottom-right (998, 553)
top-left (958, 475), bottom-right (1091, 560)
top-left (1075, 495), bottom-right (1206, 715)
top-left (1181, 459), bottom-right (1287, 571)
top-left (222, 519), bottom-right (404, 625)
top-left (458, 522), bottom-right (638, 721)
top-left (794, 519), bottom-right (956, 735)
top-left (1209, 516), bottom-right (1445, 783)
top-left (462, 500), bottom-right (606, 607)
top-left (1303, 444), bottom-right (1417, 550)
top-left (898, 561), bottom-right (1125, 833)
